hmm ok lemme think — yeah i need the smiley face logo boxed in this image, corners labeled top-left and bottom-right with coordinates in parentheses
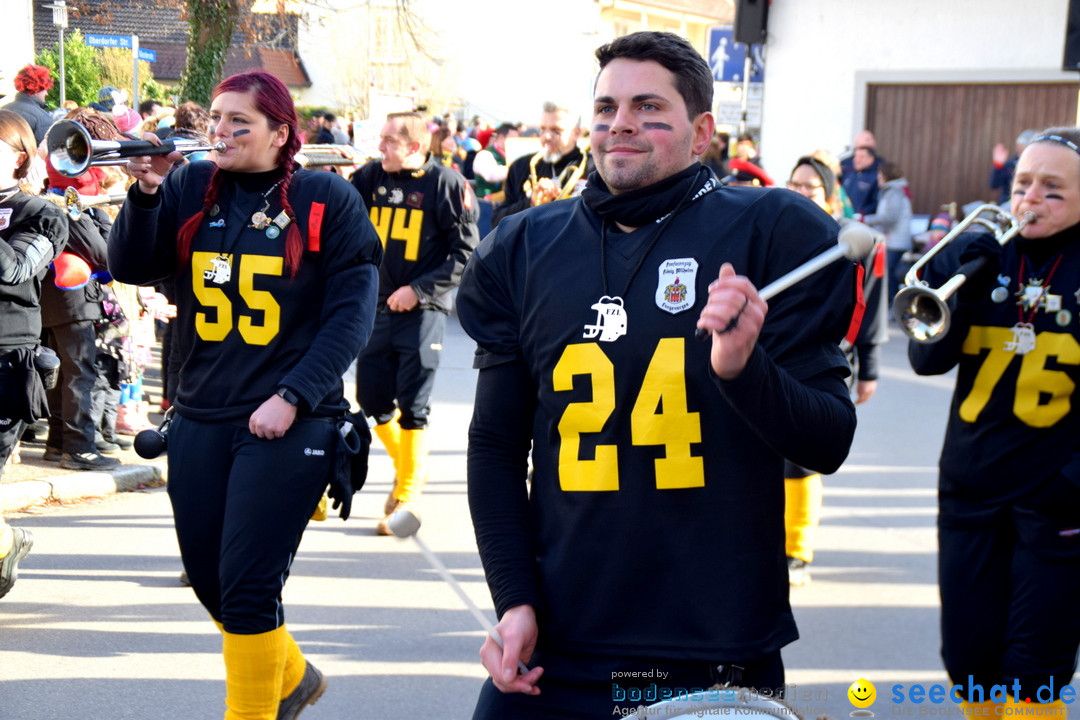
top-left (848, 678), bottom-right (876, 709)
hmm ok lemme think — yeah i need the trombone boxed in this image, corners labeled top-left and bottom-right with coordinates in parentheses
top-left (46, 120), bottom-right (225, 178)
top-left (893, 204), bottom-right (1035, 342)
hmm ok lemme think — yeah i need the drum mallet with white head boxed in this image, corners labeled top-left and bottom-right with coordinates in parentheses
top-left (387, 509), bottom-right (530, 675)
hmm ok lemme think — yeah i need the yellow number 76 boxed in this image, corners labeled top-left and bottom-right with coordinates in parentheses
top-left (959, 326), bottom-right (1080, 427)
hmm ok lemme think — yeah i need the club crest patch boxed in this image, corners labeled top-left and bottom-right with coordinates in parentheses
top-left (0, 208), bottom-right (11, 231)
top-left (655, 258), bottom-right (698, 315)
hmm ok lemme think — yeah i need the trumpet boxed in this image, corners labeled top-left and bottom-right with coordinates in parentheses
top-left (46, 120), bottom-right (225, 178)
top-left (893, 204), bottom-right (1035, 342)
top-left (44, 186), bottom-right (127, 220)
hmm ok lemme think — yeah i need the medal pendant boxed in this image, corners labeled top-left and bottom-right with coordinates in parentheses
top-left (582, 295), bottom-right (627, 343)
top-left (203, 254), bottom-right (232, 285)
top-left (265, 225), bottom-right (281, 239)
top-left (1004, 322), bottom-right (1036, 355)
top-left (272, 211), bottom-right (290, 229)
top-left (991, 286), bottom-right (1009, 303)
top-left (251, 211), bottom-right (268, 229)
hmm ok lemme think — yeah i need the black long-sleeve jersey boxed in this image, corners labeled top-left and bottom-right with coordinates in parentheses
top-left (350, 156), bottom-right (479, 313)
top-left (491, 147), bottom-right (595, 229)
top-left (109, 162), bottom-right (382, 421)
top-left (458, 184), bottom-right (857, 662)
top-left (910, 224), bottom-right (1080, 508)
top-left (0, 191), bottom-right (68, 351)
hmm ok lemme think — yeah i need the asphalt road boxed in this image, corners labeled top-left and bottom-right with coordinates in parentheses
top-left (1, 317), bottom-right (1076, 720)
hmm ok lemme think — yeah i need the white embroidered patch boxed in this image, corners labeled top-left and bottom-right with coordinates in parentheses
top-left (655, 258), bottom-right (698, 315)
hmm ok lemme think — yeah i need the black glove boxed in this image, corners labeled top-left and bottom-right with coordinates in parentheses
top-left (328, 412), bottom-right (371, 521)
top-left (955, 232), bottom-right (1003, 304)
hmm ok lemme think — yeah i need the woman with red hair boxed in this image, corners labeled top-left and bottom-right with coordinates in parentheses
top-left (1, 64), bottom-right (55, 144)
top-left (108, 70), bottom-right (382, 720)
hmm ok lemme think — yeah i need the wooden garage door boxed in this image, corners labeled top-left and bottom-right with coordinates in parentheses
top-left (866, 83), bottom-right (1077, 216)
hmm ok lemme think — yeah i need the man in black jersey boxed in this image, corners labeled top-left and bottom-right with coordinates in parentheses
top-left (351, 112), bottom-right (479, 535)
top-left (490, 101), bottom-right (594, 229)
top-left (457, 31), bottom-right (857, 718)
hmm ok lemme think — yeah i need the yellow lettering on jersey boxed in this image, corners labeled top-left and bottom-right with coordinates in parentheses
top-left (191, 252), bottom-right (283, 345)
top-left (1015, 332), bottom-right (1080, 427)
top-left (630, 338), bottom-right (704, 488)
top-left (552, 339), bottom-right (703, 491)
top-left (959, 326), bottom-right (1080, 427)
top-left (369, 207), bottom-right (392, 249)
top-left (368, 206), bottom-right (423, 261)
top-left (553, 343), bottom-right (619, 491)
top-left (238, 255), bottom-right (283, 346)
top-left (192, 251), bottom-right (233, 341)
top-left (391, 208), bottom-right (423, 261)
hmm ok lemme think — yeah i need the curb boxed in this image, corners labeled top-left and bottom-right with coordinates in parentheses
top-left (0, 463), bottom-right (166, 513)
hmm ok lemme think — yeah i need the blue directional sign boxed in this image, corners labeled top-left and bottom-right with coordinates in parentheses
top-left (84, 34), bottom-right (156, 62)
top-left (85, 33), bottom-right (133, 49)
top-left (707, 27), bottom-right (764, 83)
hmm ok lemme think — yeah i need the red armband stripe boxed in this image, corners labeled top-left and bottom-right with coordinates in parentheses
top-left (844, 263), bottom-right (867, 345)
top-left (308, 202), bottom-right (325, 252)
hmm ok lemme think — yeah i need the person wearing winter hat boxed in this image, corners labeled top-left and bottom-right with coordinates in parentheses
top-left (1, 64), bottom-right (55, 143)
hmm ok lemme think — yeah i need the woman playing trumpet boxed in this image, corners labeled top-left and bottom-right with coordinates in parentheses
top-left (907, 127), bottom-right (1080, 714)
top-left (108, 70), bottom-right (382, 720)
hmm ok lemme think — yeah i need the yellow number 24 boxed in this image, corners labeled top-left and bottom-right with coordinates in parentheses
top-left (552, 338), bottom-right (703, 492)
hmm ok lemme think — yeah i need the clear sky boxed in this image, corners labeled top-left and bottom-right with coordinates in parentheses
top-left (417, 0), bottom-right (605, 125)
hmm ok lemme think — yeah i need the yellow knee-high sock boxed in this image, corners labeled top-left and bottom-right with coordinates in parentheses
top-left (222, 626), bottom-right (287, 720)
top-left (310, 495), bottom-right (328, 522)
top-left (395, 428), bottom-right (427, 504)
top-left (784, 474), bottom-right (823, 563)
top-left (279, 629), bottom-right (306, 699)
top-left (373, 416), bottom-right (403, 478)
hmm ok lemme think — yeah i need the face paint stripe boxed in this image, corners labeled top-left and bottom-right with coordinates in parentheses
top-left (232, 129), bottom-right (251, 137)
top-left (642, 122), bottom-right (674, 131)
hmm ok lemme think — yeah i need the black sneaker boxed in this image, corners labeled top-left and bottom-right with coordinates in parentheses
top-left (42, 447), bottom-right (62, 463)
top-left (277, 661), bottom-right (327, 720)
top-left (96, 440), bottom-right (121, 455)
top-left (60, 452), bottom-right (121, 471)
top-left (787, 557), bottom-right (811, 586)
top-left (0, 527), bottom-right (33, 599)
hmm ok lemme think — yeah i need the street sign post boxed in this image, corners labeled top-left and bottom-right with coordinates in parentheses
top-left (84, 33), bottom-right (156, 114)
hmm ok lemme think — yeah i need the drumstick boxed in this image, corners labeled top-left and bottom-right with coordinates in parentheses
top-left (387, 508), bottom-right (531, 676)
top-left (695, 222), bottom-right (876, 340)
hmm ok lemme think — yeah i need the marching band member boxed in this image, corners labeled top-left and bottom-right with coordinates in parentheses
top-left (109, 70), bottom-right (382, 720)
top-left (908, 127), bottom-right (1080, 716)
top-left (349, 112), bottom-right (479, 535)
top-left (490, 100), bottom-right (594, 229)
top-left (458, 32), bottom-right (857, 718)
top-left (783, 152), bottom-right (887, 585)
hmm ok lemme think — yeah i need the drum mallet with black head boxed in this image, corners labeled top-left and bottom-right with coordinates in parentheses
top-left (387, 508), bottom-right (530, 675)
